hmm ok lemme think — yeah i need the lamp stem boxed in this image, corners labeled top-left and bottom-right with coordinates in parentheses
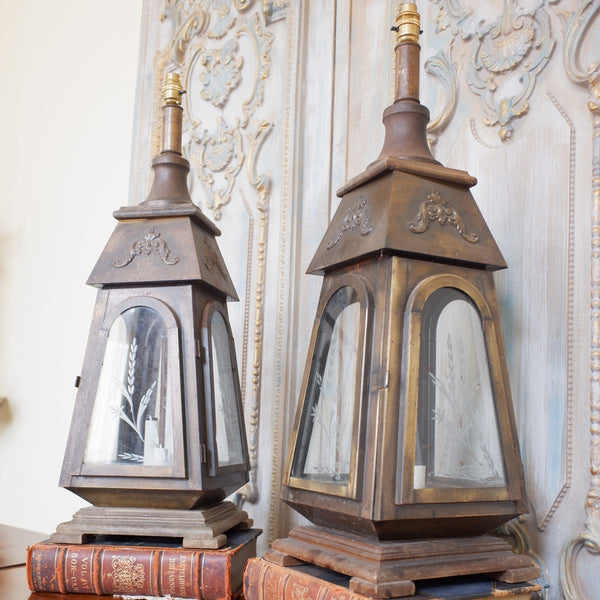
top-left (161, 73), bottom-right (184, 155)
top-left (393, 3), bottom-right (421, 103)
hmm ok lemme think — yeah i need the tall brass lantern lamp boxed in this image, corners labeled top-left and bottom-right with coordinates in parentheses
top-left (269, 5), bottom-right (540, 595)
top-left (52, 74), bottom-right (250, 549)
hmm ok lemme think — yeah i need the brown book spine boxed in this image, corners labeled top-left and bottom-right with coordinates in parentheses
top-left (27, 542), bottom-right (230, 599)
top-left (244, 558), bottom-right (368, 600)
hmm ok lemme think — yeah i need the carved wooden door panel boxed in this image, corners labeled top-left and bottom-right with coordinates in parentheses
top-left (132, 1), bottom-right (598, 597)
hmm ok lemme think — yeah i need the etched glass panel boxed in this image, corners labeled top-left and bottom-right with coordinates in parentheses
top-left (415, 288), bottom-right (506, 489)
top-left (291, 286), bottom-right (361, 485)
top-left (84, 306), bottom-right (174, 467)
top-left (211, 311), bottom-right (244, 467)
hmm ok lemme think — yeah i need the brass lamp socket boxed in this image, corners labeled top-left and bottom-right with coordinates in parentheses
top-left (162, 72), bottom-right (184, 106)
top-left (395, 3), bottom-right (420, 45)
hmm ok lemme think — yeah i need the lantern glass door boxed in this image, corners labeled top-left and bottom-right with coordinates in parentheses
top-left (291, 285), bottom-right (362, 486)
top-left (210, 310), bottom-right (245, 467)
top-left (84, 305), bottom-right (174, 468)
top-left (415, 288), bottom-right (506, 489)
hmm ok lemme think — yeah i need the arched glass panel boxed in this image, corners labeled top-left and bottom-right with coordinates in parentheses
top-left (210, 311), bottom-right (244, 467)
top-left (291, 286), bottom-right (361, 485)
top-left (84, 306), bottom-right (174, 467)
top-left (415, 288), bottom-right (506, 489)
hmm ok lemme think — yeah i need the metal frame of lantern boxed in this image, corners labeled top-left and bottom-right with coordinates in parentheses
top-left (267, 4), bottom-right (540, 596)
top-left (51, 74), bottom-right (251, 549)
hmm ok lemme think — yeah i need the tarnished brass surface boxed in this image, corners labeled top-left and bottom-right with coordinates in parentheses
top-left (280, 0), bottom-right (527, 549)
top-left (58, 72), bottom-right (249, 518)
top-left (276, 2), bottom-right (532, 591)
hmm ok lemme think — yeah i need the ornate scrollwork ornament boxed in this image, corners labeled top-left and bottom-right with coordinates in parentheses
top-left (425, 49), bottom-right (458, 145)
top-left (468, 2), bottom-right (554, 141)
top-left (326, 196), bottom-right (374, 250)
top-left (113, 227), bottom-right (180, 268)
top-left (408, 191), bottom-right (479, 243)
top-left (199, 39), bottom-right (242, 107)
top-left (430, 0), bottom-right (555, 141)
top-left (151, 0), bottom-right (279, 511)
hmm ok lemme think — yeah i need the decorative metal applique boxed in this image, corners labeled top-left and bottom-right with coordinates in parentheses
top-left (113, 227), bottom-right (180, 268)
top-left (203, 237), bottom-right (227, 279)
top-left (408, 191), bottom-right (479, 243)
top-left (327, 196), bottom-right (374, 250)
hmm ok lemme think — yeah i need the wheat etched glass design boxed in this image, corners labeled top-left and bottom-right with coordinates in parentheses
top-left (84, 306), bottom-right (174, 467)
top-left (415, 288), bottom-right (506, 489)
top-left (210, 311), bottom-right (244, 467)
top-left (291, 286), bottom-right (361, 485)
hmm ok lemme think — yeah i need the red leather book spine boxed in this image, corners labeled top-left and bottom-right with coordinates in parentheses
top-left (244, 558), bottom-right (367, 600)
top-left (158, 547), bottom-right (214, 598)
top-left (27, 542), bottom-right (237, 599)
top-left (27, 543), bottom-right (67, 593)
top-left (201, 550), bottom-right (229, 599)
top-left (96, 546), bottom-right (161, 596)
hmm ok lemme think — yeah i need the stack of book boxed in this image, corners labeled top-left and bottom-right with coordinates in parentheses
top-left (26, 528), bottom-right (260, 599)
top-left (243, 558), bottom-right (542, 600)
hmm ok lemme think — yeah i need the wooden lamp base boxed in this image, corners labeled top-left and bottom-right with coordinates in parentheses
top-left (49, 501), bottom-right (251, 549)
top-left (265, 526), bottom-right (540, 598)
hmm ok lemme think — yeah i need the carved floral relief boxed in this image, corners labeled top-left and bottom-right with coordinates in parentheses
top-left (428, 0), bottom-right (556, 141)
top-left (144, 0), bottom-right (286, 510)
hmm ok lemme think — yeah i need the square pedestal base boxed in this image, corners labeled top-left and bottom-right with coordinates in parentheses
top-left (49, 501), bottom-right (251, 548)
top-left (266, 526), bottom-right (540, 598)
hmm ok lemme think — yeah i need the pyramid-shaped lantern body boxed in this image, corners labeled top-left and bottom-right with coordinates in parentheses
top-left (272, 4), bottom-right (538, 593)
top-left (55, 74), bottom-right (250, 548)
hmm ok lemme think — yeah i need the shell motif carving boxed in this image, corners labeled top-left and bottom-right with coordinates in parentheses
top-left (431, 0), bottom-right (555, 141)
top-left (199, 39), bottom-right (243, 107)
top-left (478, 16), bottom-right (534, 73)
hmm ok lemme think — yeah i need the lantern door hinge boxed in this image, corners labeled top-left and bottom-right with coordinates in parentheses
top-left (200, 443), bottom-right (208, 464)
top-left (372, 371), bottom-right (389, 390)
top-left (195, 339), bottom-right (204, 362)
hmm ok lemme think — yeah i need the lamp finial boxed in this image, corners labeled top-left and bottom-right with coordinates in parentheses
top-left (162, 72), bottom-right (184, 107)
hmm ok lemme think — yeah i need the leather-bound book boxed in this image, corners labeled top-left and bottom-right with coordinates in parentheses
top-left (243, 558), bottom-right (541, 600)
top-left (27, 528), bottom-right (260, 599)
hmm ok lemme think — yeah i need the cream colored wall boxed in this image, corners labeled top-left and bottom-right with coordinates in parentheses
top-left (0, 0), bottom-right (143, 534)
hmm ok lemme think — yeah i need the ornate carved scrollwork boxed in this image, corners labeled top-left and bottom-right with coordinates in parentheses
top-left (559, 2), bottom-right (600, 598)
top-left (149, 0), bottom-right (279, 509)
top-left (429, 0), bottom-right (555, 141)
top-left (425, 49), bottom-right (458, 145)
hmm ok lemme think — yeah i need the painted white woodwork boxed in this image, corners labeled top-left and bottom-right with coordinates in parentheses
top-left (128, 0), bottom-right (599, 596)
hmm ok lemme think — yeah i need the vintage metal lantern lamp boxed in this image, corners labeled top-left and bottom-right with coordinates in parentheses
top-left (52, 73), bottom-right (250, 548)
top-left (269, 4), bottom-right (539, 595)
